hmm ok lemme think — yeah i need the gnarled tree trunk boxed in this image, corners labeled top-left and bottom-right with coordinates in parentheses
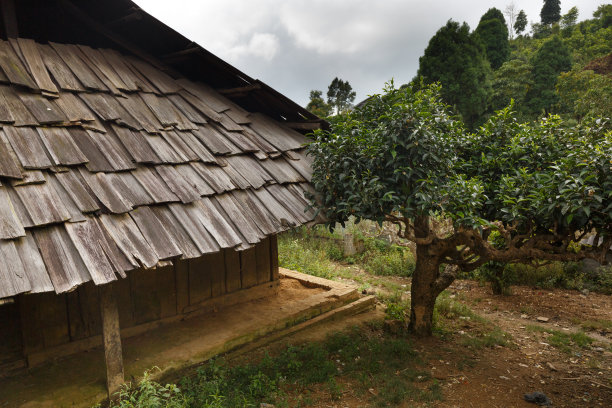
top-left (408, 241), bottom-right (442, 336)
top-left (407, 215), bottom-right (449, 337)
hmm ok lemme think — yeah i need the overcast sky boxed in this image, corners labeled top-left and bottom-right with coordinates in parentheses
top-left (134, 0), bottom-right (602, 106)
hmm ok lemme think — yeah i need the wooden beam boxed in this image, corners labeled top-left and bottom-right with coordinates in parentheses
top-left (161, 45), bottom-right (201, 62)
top-left (59, 0), bottom-right (178, 76)
top-left (283, 121), bottom-right (323, 131)
top-left (105, 8), bottom-right (142, 27)
top-left (0, 0), bottom-right (18, 38)
top-left (99, 283), bottom-right (124, 398)
top-left (217, 83), bottom-right (262, 97)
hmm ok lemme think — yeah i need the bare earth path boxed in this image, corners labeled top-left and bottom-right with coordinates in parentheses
top-left (241, 277), bottom-right (611, 407)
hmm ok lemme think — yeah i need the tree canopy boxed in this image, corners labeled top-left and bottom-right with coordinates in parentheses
top-left (326, 77), bottom-right (356, 115)
top-left (515, 10), bottom-right (528, 35)
top-left (527, 36), bottom-right (572, 114)
top-left (541, 0), bottom-right (561, 25)
top-left (306, 90), bottom-right (332, 118)
top-left (561, 6), bottom-right (579, 31)
top-left (491, 58), bottom-right (532, 115)
top-left (417, 20), bottom-right (492, 128)
top-left (308, 82), bottom-right (611, 336)
top-left (475, 8), bottom-right (510, 69)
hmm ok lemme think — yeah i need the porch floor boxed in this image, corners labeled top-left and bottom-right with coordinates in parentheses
top-left (0, 270), bottom-right (369, 408)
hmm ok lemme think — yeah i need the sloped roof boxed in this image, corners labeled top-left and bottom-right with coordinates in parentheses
top-left (8, 0), bottom-right (326, 129)
top-left (0, 37), bottom-right (317, 299)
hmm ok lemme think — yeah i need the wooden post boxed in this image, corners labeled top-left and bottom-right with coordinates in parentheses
top-left (269, 235), bottom-right (279, 281)
top-left (99, 283), bottom-right (124, 398)
top-left (343, 233), bottom-right (356, 256)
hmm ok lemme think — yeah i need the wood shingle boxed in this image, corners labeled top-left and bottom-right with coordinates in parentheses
top-left (0, 37), bottom-right (318, 300)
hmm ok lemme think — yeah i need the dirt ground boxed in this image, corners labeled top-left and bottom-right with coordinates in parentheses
top-left (439, 281), bottom-right (612, 408)
top-left (241, 278), bottom-right (612, 408)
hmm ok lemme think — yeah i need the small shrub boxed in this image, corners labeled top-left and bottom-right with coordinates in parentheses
top-left (477, 261), bottom-right (517, 295)
top-left (109, 369), bottom-right (187, 408)
top-left (385, 301), bottom-right (408, 321)
top-left (325, 243), bottom-right (344, 262)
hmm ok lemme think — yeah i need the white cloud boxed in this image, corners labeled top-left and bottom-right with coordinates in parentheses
top-left (225, 33), bottom-right (280, 61)
top-left (135, 0), bottom-right (601, 105)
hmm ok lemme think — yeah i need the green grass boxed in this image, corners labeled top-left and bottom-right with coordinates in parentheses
top-left (571, 318), bottom-right (612, 332)
top-left (474, 261), bottom-right (612, 295)
top-left (459, 327), bottom-right (511, 349)
top-left (527, 325), bottom-right (595, 354)
top-left (101, 326), bottom-right (442, 408)
top-left (278, 226), bottom-right (415, 281)
top-left (434, 291), bottom-right (488, 324)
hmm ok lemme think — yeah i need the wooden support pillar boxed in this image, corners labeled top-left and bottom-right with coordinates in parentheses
top-left (269, 235), bottom-right (279, 281)
top-left (99, 283), bottom-right (124, 398)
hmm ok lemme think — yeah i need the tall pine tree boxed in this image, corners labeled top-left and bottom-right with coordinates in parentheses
top-left (541, 0), bottom-right (561, 25)
top-left (474, 8), bottom-right (510, 69)
top-left (417, 20), bottom-right (492, 128)
top-left (527, 36), bottom-right (572, 114)
top-left (515, 10), bottom-right (528, 35)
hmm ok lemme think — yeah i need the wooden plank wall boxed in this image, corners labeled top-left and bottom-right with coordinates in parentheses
top-left (0, 301), bottom-right (23, 365)
top-left (9, 237), bottom-right (278, 361)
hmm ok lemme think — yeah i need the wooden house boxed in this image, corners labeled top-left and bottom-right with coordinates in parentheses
top-left (0, 0), bottom-right (324, 396)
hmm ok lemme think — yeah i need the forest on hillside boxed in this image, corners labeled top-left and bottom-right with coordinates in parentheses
top-left (307, 2), bottom-right (612, 128)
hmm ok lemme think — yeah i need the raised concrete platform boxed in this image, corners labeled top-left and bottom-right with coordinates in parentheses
top-left (0, 269), bottom-right (374, 408)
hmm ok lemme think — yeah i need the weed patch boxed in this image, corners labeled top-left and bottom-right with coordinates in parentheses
top-left (460, 328), bottom-right (510, 349)
top-left (527, 325), bottom-right (594, 354)
top-left (102, 325), bottom-right (443, 408)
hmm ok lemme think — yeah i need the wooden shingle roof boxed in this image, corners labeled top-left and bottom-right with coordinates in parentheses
top-left (0, 37), bottom-right (317, 299)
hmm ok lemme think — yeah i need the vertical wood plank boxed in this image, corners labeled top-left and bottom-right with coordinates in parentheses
top-left (157, 265), bottom-right (177, 318)
top-left (18, 294), bottom-right (44, 354)
top-left (113, 274), bottom-right (135, 329)
top-left (0, 300), bottom-right (23, 365)
top-left (99, 283), bottom-right (124, 398)
top-left (129, 269), bottom-right (161, 325)
top-left (240, 247), bottom-right (258, 289)
top-left (38, 292), bottom-right (70, 348)
top-left (80, 282), bottom-right (102, 336)
top-left (255, 238), bottom-right (272, 284)
top-left (66, 290), bottom-right (88, 341)
top-left (175, 260), bottom-right (190, 313)
top-left (224, 249), bottom-right (241, 293)
top-left (188, 256), bottom-right (212, 305)
top-left (269, 235), bottom-right (279, 281)
top-left (209, 252), bottom-right (226, 297)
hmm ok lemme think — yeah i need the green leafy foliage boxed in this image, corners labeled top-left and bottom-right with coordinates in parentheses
top-left (593, 4), bottom-right (612, 29)
top-left (308, 81), bottom-right (611, 335)
top-left (515, 10), bottom-right (528, 35)
top-left (474, 8), bottom-right (510, 69)
top-left (561, 6), bottom-right (579, 32)
top-left (556, 69), bottom-right (612, 120)
top-left (491, 58), bottom-right (532, 115)
top-left (526, 36), bottom-right (572, 114)
top-left (540, 0), bottom-right (561, 25)
top-left (104, 326), bottom-right (442, 407)
top-left (417, 20), bottom-right (492, 128)
top-left (306, 90), bottom-right (332, 118)
top-left (107, 369), bottom-right (187, 408)
top-left (309, 82), bottom-right (463, 225)
top-left (311, 82), bottom-right (611, 237)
